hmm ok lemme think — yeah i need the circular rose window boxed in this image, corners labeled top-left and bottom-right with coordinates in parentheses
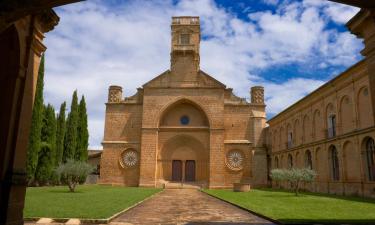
top-left (120, 149), bottom-right (139, 168)
top-left (226, 150), bottom-right (244, 171)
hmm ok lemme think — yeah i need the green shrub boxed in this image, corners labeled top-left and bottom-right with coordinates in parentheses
top-left (56, 159), bottom-right (93, 192)
top-left (270, 168), bottom-right (317, 196)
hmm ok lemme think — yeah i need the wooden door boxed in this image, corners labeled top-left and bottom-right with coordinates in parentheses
top-left (185, 160), bottom-right (195, 182)
top-left (172, 160), bottom-right (182, 181)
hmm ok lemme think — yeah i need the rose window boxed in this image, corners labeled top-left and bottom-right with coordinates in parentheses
top-left (226, 150), bottom-right (244, 171)
top-left (120, 149), bottom-right (139, 168)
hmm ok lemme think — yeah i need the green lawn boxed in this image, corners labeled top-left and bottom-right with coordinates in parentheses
top-left (204, 188), bottom-right (375, 224)
top-left (24, 185), bottom-right (161, 219)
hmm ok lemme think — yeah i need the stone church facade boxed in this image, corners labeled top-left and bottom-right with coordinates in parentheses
top-left (100, 17), bottom-right (268, 188)
top-left (100, 15), bottom-right (375, 196)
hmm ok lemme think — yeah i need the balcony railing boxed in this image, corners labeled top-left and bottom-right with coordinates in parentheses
top-left (172, 17), bottom-right (200, 25)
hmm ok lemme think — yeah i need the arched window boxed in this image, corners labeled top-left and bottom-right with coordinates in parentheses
top-left (287, 123), bottom-right (293, 149)
top-left (327, 114), bottom-right (336, 138)
top-left (305, 150), bottom-right (312, 169)
top-left (366, 138), bottom-right (375, 181)
top-left (274, 157), bottom-right (279, 169)
top-left (287, 154), bottom-right (293, 169)
top-left (330, 146), bottom-right (340, 181)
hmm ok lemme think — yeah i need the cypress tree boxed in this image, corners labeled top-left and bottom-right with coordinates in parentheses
top-left (55, 102), bottom-right (66, 166)
top-left (26, 55), bottom-right (45, 183)
top-left (63, 90), bottom-right (79, 162)
top-left (77, 96), bottom-right (89, 161)
top-left (35, 104), bottom-right (56, 185)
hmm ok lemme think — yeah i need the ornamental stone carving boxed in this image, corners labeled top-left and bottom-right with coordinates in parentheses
top-left (120, 149), bottom-right (139, 168)
top-left (225, 150), bottom-right (245, 171)
top-left (108, 85), bottom-right (122, 103)
top-left (251, 86), bottom-right (264, 104)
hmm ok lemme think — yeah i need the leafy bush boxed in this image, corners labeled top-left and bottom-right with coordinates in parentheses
top-left (56, 159), bottom-right (93, 192)
top-left (270, 168), bottom-right (317, 196)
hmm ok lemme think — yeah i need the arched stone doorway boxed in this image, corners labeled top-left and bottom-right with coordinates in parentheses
top-left (157, 99), bottom-right (210, 185)
top-left (157, 134), bottom-right (209, 184)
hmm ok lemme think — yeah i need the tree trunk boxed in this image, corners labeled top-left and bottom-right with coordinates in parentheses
top-left (295, 181), bottom-right (299, 196)
top-left (68, 181), bottom-right (76, 192)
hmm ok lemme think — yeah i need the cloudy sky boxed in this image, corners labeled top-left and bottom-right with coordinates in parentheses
top-left (44, 0), bottom-right (362, 149)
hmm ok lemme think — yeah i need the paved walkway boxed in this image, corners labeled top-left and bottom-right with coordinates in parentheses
top-left (112, 189), bottom-right (275, 225)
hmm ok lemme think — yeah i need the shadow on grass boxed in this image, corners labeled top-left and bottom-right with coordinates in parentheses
top-left (280, 218), bottom-right (375, 225)
top-left (258, 188), bottom-right (375, 204)
top-left (47, 189), bottom-right (85, 194)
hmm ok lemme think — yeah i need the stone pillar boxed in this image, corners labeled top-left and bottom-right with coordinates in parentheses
top-left (208, 129), bottom-right (225, 188)
top-left (139, 129), bottom-right (158, 187)
top-left (108, 85), bottom-right (123, 103)
top-left (251, 86), bottom-right (264, 104)
top-left (0, 10), bottom-right (59, 225)
top-left (347, 9), bottom-right (375, 124)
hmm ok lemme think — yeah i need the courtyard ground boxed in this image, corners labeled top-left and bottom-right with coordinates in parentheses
top-left (204, 188), bottom-right (375, 224)
top-left (24, 185), bottom-right (161, 219)
top-left (113, 188), bottom-right (275, 225)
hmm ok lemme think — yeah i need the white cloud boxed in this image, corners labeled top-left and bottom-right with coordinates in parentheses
top-left (264, 78), bottom-right (325, 114)
top-left (44, 0), bottom-right (362, 148)
top-left (262, 0), bottom-right (279, 6)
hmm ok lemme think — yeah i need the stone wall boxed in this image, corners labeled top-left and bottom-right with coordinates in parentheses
top-left (268, 60), bottom-right (375, 197)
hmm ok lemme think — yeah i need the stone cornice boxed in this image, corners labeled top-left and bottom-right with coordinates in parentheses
top-left (102, 141), bottom-right (140, 145)
top-left (35, 9), bottom-right (59, 33)
top-left (224, 140), bottom-right (252, 144)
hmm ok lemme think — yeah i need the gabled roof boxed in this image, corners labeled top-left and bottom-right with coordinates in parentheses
top-left (142, 70), bottom-right (226, 89)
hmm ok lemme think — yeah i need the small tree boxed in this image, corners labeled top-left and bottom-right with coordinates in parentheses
top-left (270, 168), bottom-right (317, 196)
top-left (63, 91), bottom-right (79, 162)
top-left (270, 169), bottom-right (286, 189)
top-left (26, 55), bottom-right (45, 184)
top-left (55, 159), bottom-right (93, 192)
top-left (76, 95), bottom-right (88, 161)
top-left (56, 102), bottom-right (66, 166)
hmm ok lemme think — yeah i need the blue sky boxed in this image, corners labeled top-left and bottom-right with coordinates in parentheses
top-left (45, 0), bottom-right (362, 149)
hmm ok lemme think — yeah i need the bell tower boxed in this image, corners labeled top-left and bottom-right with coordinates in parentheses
top-left (170, 16), bottom-right (200, 81)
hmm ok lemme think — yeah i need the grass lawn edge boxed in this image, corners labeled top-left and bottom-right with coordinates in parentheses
top-left (203, 189), bottom-right (375, 225)
top-left (201, 190), bottom-right (282, 225)
top-left (24, 188), bottom-right (164, 224)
